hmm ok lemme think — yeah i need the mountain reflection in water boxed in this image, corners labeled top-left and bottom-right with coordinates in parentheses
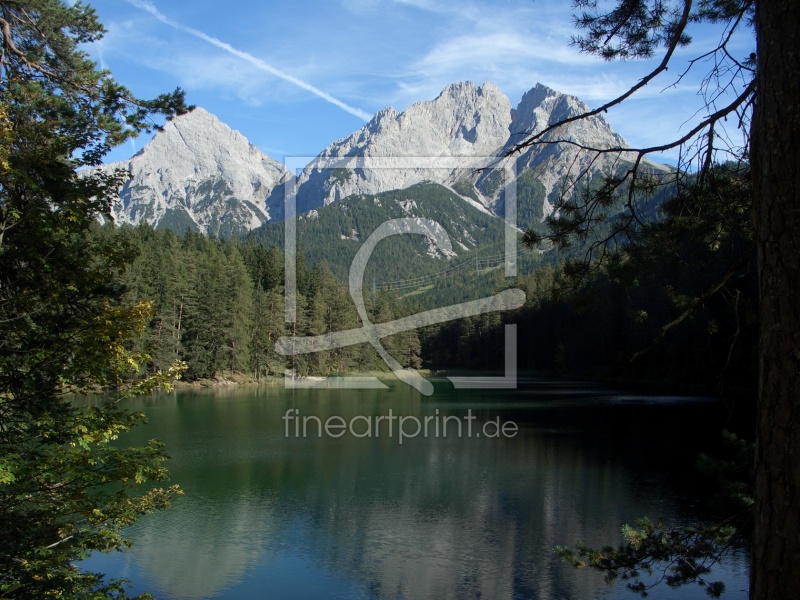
top-left (81, 381), bottom-right (749, 600)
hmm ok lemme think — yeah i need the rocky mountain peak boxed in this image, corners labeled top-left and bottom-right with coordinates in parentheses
top-left (323, 80), bottom-right (512, 159)
top-left (495, 84), bottom-right (657, 223)
top-left (98, 107), bottom-right (287, 236)
top-left (509, 83), bottom-right (628, 152)
top-left (294, 80), bottom-right (513, 207)
top-left (141, 107), bottom-right (284, 181)
top-left (98, 81), bottom-right (661, 238)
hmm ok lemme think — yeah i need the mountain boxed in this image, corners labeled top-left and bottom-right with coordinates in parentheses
top-left (290, 81), bottom-right (512, 212)
top-left (97, 107), bottom-right (288, 237)
top-left (252, 181), bottom-right (510, 283)
top-left (96, 82), bottom-right (666, 239)
top-left (288, 82), bottom-right (659, 222)
top-left (486, 83), bottom-right (636, 220)
top-left (250, 180), bottom-right (550, 309)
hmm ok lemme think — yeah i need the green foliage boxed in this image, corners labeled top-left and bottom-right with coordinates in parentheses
top-left (329, 168), bottom-right (352, 186)
top-left (555, 518), bottom-right (736, 597)
top-left (572, 0), bottom-right (693, 60)
top-left (421, 166), bottom-right (758, 599)
top-left (250, 179), bottom-right (550, 312)
top-left (516, 169), bottom-right (548, 233)
top-left (523, 164), bottom-right (673, 260)
top-left (0, 1), bottom-right (187, 172)
top-left (115, 225), bottom-right (424, 380)
top-left (476, 168), bottom-right (504, 198)
top-left (509, 3), bottom-right (759, 595)
top-left (451, 178), bottom-right (480, 202)
top-left (252, 182), bottom-right (506, 284)
top-left (553, 429), bottom-right (753, 599)
top-left (429, 165), bottom-right (757, 390)
top-left (0, 1), bottom-right (189, 597)
top-left (249, 285), bottom-right (288, 378)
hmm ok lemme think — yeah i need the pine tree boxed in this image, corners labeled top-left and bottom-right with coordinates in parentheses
top-left (512, 2), bottom-right (800, 597)
top-left (0, 1), bottom-right (189, 596)
top-left (307, 264), bottom-right (358, 374)
top-left (222, 243), bottom-right (254, 373)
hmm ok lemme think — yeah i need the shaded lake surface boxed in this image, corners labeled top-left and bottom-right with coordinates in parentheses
top-left (82, 379), bottom-right (750, 599)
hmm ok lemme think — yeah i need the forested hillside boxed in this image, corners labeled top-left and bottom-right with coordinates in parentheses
top-left (110, 161), bottom-right (756, 396)
top-left (250, 181), bottom-right (511, 283)
top-left (422, 164), bottom-right (758, 396)
top-left (113, 225), bottom-right (421, 380)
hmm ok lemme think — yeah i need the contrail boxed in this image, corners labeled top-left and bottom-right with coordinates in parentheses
top-left (126, 0), bottom-right (373, 121)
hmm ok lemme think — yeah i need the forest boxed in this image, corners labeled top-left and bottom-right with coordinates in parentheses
top-left (107, 160), bottom-right (757, 406)
top-left (2, 1), bottom-right (797, 598)
top-left (424, 163), bottom-right (757, 396)
top-left (110, 225), bottom-right (422, 381)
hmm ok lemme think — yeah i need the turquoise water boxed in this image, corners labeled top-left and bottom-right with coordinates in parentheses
top-left (81, 379), bottom-right (750, 599)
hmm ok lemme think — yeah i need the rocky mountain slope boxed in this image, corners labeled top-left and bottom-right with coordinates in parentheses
top-left (97, 82), bottom-right (664, 238)
top-left (292, 81), bottom-right (643, 220)
top-left (252, 181), bottom-right (512, 285)
top-left (97, 107), bottom-right (288, 237)
top-left (291, 81), bottom-right (512, 211)
top-left (486, 83), bottom-right (635, 219)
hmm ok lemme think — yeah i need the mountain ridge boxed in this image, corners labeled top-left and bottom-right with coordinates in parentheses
top-left (96, 81), bottom-right (663, 237)
top-left (97, 107), bottom-right (289, 236)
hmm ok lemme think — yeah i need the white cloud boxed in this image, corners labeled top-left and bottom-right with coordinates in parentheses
top-left (125, 0), bottom-right (372, 121)
top-left (414, 31), bottom-right (591, 75)
top-left (91, 0), bottom-right (745, 165)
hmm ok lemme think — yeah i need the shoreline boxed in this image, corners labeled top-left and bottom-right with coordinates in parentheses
top-left (171, 369), bottom-right (437, 389)
top-left (170, 369), bottom-right (756, 406)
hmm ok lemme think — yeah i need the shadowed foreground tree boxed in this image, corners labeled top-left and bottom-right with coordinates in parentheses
top-left (512, 1), bottom-right (798, 598)
top-left (0, 1), bottom-right (189, 597)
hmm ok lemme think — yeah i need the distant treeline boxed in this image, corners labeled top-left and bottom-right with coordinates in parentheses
top-left (109, 165), bottom-right (757, 397)
top-left (421, 165), bottom-right (759, 396)
top-left (420, 259), bottom-right (757, 393)
top-left (109, 225), bottom-right (421, 380)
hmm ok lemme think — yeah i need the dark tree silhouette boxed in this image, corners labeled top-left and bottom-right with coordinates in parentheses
top-left (510, 2), bottom-right (799, 598)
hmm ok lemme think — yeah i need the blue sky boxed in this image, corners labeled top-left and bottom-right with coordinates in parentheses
top-left (87, 0), bottom-right (754, 166)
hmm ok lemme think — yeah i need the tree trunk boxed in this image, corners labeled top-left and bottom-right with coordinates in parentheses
top-left (176, 302), bottom-right (184, 356)
top-left (752, 1), bottom-right (800, 597)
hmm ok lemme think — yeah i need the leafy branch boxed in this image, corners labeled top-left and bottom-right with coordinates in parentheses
top-left (556, 518), bottom-right (738, 598)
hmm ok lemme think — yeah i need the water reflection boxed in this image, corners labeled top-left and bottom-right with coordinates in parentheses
top-left (82, 383), bottom-right (749, 599)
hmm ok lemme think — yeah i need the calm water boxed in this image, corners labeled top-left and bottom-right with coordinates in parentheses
top-left (82, 379), bottom-right (750, 599)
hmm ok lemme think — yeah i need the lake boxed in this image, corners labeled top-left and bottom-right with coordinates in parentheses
top-left (82, 378), bottom-right (750, 599)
